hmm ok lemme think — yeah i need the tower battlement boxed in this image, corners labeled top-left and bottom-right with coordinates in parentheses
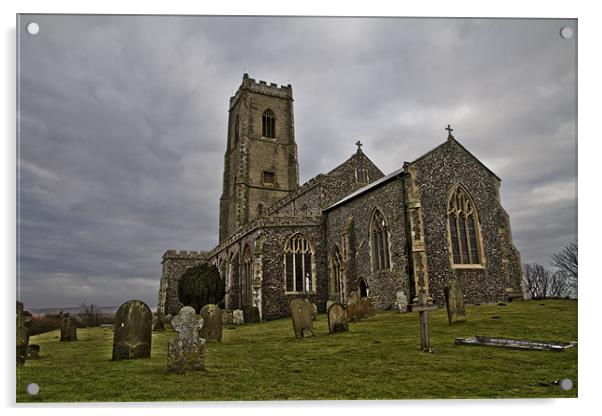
top-left (229, 73), bottom-right (293, 110)
top-left (161, 250), bottom-right (208, 262)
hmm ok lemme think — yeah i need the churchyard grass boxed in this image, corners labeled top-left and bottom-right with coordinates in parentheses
top-left (17, 299), bottom-right (577, 402)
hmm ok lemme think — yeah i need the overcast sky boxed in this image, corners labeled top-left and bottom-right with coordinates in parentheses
top-left (17, 15), bottom-right (576, 309)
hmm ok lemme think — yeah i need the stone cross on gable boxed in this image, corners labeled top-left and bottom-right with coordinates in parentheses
top-left (446, 124), bottom-right (454, 140)
top-left (355, 140), bottom-right (363, 152)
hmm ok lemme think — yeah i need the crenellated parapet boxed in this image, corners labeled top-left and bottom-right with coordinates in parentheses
top-left (229, 73), bottom-right (293, 110)
top-left (162, 250), bottom-right (209, 262)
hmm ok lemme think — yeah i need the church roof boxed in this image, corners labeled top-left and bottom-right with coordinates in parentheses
top-left (409, 137), bottom-right (501, 181)
top-left (324, 166), bottom-right (405, 212)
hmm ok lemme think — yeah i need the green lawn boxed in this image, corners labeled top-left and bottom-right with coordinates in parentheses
top-left (16, 299), bottom-right (577, 402)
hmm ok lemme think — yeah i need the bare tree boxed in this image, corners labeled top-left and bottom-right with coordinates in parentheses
top-left (547, 271), bottom-right (569, 298)
top-left (523, 263), bottom-right (551, 299)
top-left (78, 303), bottom-right (100, 327)
top-left (551, 242), bottom-right (577, 296)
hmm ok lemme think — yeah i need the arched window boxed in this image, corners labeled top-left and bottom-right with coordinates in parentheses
top-left (262, 109), bottom-right (276, 138)
top-left (370, 209), bottom-right (391, 271)
top-left (448, 185), bottom-right (483, 266)
top-left (331, 245), bottom-right (343, 296)
top-left (284, 233), bottom-right (314, 293)
top-left (242, 246), bottom-right (253, 307)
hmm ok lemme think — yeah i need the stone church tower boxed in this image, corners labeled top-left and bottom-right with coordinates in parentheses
top-left (219, 74), bottom-right (300, 243)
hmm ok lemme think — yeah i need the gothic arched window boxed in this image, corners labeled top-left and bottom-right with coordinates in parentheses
top-left (331, 245), bottom-right (343, 297)
top-left (262, 109), bottom-right (276, 138)
top-left (284, 233), bottom-right (314, 293)
top-left (448, 185), bottom-right (483, 266)
top-left (370, 209), bottom-right (391, 271)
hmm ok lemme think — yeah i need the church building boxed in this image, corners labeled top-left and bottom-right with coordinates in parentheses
top-left (157, 74), bottom-right (523, 320)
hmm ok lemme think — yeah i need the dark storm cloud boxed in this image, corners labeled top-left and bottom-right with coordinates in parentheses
top-left (17, 15), bottom-right (576, 308)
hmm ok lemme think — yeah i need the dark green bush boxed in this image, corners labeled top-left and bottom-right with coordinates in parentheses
top-left (177, 263), bottom-right (225, 313)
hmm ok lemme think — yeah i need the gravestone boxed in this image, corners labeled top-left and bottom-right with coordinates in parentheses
top-left (327, 302), bottom-right (348, 334)
top-left (232, 309), bottom-right (244, 325)
top-left (153, 311), bottom-right (165, 332)
top-left (222, 310), bottom-right (234, 325)
top-left (168, 306), bottom-right (206, 373)
top-left (395, 290), bottom-right (408, 313)
top-left (27, 344), bottom-right (41, 360)
top-left (163, 314), bottom-right (173, 325)
top-left (16, 301), bottom-right (32, 366)
top-left (200, 304), bottom-right (223, 342)
top-left (359, 297), bottom-right (376, 317)
top-left (444, 280), bottom-right (466, 324)
top-left (60, 314), bottom-right (78, 341)
top-left (326, 300), bottom-right (335, 313)
top-left (290, 298), bottom-right (314, 338)
top-left (243, 306), bottom-right (260, 323)
top-left (305, 299), bottom-right (317, 321)
top-left (112, 300), bottom-right (153, 360)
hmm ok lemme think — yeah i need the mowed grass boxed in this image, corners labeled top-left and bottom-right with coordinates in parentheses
top-left (17, 299), bottom-right (577, 402)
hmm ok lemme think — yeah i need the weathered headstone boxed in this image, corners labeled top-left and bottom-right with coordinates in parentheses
top-left (327, 302), bottom-right (348, 334)
top-left (112, 300), bottom-right (153, 361)
top-left (163, 314), bottom-right (173, 325)
top-left (326, 300), bottom-right (335, 313)
top-left (27, 344), bottom-right (41, 360)
top-left (168, 306), bottom-right (206, 373)
top-left (359, 297), bottom-right (376, 317)
top-left (290, 298), bottom-right (314, 338)
top-left (200, 304), bottom-right (223, 342)
top-left (243, 306), bottom-right (260, 323)
top-left (16, 301), bottom-right (32, 366)
top-left (444, 280), bottom-right (466, 324)
top-left (305, 299), bottom-right (317, 321)
top-left (395, 290), bottom-right (408, 313)
top-left (60, 314), bottom-right (78, 341)
top-left (222, 310), bottom-right (234, 325)
top-left (153, 310), bottom-right (165, 332)
top-left (232, 309), bottom-right (244, 325)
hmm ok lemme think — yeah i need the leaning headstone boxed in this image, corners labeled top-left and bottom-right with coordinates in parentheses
top-left (153, 311), bottom-right (165, 332)
top-left (290, 298), bottom-right (314, 338)
top-left (60, 314), bottom-right (78, 341)
top-left (112, 300), bottom-right (153, 360)
top-left (232, 309), bottom-right (245, 325)
top-left (27, 344), bottom-right (41, 360)
top-left (222, 310), bottom-right (234, 325)
top-left (326, 300), bottom-right (335, 313)
top-left (444, 280), bottom-right (466, 324)
top-left (16, 301), bottom-right (32, 366)
top-left (243, 306), bottom-right (260, 323)
top-left (395, 291), bottom-right (408, 313)
top-left (327, 302), bottom-right (348, 334)
top-left (346, 292), bottom-right (362, 322)
top-left (359, 297), bottom-right (376, 317)
top-left (168, 306), bottom-right (206, 373)
top-left (200, 304), bottom-right (223, 342)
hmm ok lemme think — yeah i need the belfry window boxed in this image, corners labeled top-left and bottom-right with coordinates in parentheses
top-left (262, 109), bottom-right (276, 138)
top-left (448, 185), bottom-right (483, 266)
top-left (284, 233), bottom-right (315, 293)
top-left (370, 209), bottom-right (391, 271)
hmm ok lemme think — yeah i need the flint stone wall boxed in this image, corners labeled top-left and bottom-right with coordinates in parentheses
top-left (408, 139), bottom-right (523, 306)
top-left (325, 178), bottom-right (409, 309)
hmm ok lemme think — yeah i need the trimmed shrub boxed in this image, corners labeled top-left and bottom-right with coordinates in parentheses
top-left (177, 263), bottom-right (225, 313)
